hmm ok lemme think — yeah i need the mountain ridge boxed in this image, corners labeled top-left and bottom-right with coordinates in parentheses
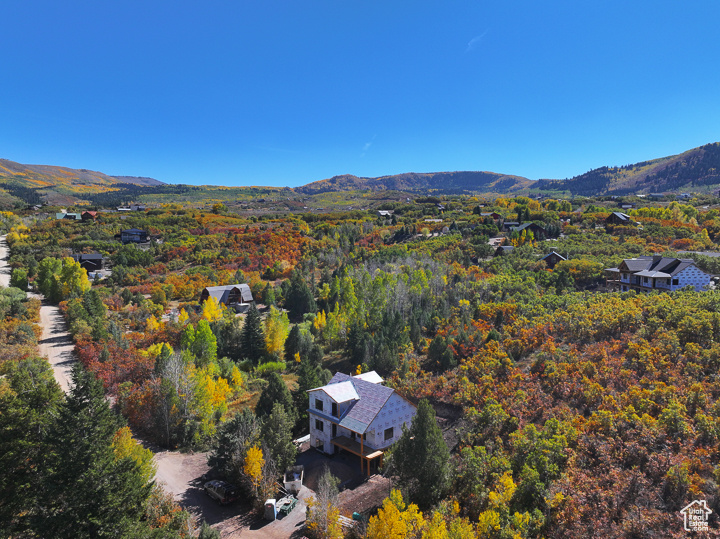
top-left (3, 142), bottom-right (720, 206)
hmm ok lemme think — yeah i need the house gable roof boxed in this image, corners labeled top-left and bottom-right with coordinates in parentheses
top-left (310, 371), bottom-right (399, 434)
top-left (617, 256), bottom-right (701, 276)
top-left (511, 222), bottom-right (545, 232)
top-left (203, 283), bottom-right (253, 303)
top-left (541, 251), bottom-right (566, 262)
top-left (321, 381), bottom-right (359, 403)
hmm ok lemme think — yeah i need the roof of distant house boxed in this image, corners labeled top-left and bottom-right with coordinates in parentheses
top-left (511, 222), bottom-right (544, 232)
top-left (203, 283), bottom-right (253, 304)
top-left (610, 256), bottom-right (699, 276)
top-left (541, 251), bottom-right (566, 261)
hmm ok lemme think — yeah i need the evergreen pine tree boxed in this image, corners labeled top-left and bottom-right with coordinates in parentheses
top-left (284, 271), bottom-right (317, 320)
top-left (293, 358), bottom-right (331, 432)
top-left (241, 303), bottom-right (266, 365)
top-left (42, 365), bottom-right (152, 538)
top-left (387, 399), bottom-right (451, 509)
top-left (0, 359), bottom-right (63, 537)
top-left (284, 324), bottom-right (301, 363)
top-left (255, 372), bottom-right (296, 422)
top-left (260, 402), bottom-right (298, 473)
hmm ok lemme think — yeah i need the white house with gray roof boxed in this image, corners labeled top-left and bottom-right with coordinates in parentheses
top-left (308, 371), bottom-right (416, 475)
top-left (606, 256), bottom-right (711, 292)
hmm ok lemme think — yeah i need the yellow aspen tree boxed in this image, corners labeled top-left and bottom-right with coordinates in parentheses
top-left (265, 306), bottom-right (290, 355)
top-left (146, 315), bottom-right (161, 332)
top-left (202, 296), bottom-right (224, 322)
top-left (178, 308), bottom-right (189, 324)
top-left (244, 445), bottom-right (264, 497)
top-left (367, 489), bottom-right (426, 539)
top-left (422, 512), bottom-right (449, 539)
top-left (112, 426), bottom-right (157, 484)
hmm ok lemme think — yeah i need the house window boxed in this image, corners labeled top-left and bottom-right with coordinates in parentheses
top-left (384, 427), bottom-right (394, 441)
top-left (331, 402), bottom-right (338, 417)
top-left (672, 279), bottom-right (679, 285)
top-left (315, 398), bottom-right (323, 412)
top-left (315, 419), bottom-right (324, 432)
top-left (332, 423), bottom-right (337, 437)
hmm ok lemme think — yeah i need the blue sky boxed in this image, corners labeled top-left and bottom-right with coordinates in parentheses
top-left (2, 1), bottom-right (719, 187)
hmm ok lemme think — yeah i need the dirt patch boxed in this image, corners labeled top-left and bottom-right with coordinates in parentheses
top-left (338, 474), bottom-right (393, 517)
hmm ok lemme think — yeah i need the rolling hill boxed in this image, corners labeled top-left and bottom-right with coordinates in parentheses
top-left (3, 141), bottom-right (720, 208)
top-left (536, 142), bottom-right (720, 196)
top-left (295, 171), bottom-right (534, 195)
top-left (0, 159), bottom-right (164, 206)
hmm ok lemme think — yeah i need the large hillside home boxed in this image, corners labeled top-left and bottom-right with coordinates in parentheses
top-left (199, 283), bottom-right (254, 313)
top-left (118, 228), bottom-right (149, 244)
top-left (606, 256), bottom-right (712, 292)
top-left (308, 371), bottom-right (417, 475)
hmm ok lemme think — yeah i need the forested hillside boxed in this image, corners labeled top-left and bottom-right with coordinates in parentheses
top-left (538, 142), bottom-right (720, 196)
top-left (3, 194), bottom-right (720, 536)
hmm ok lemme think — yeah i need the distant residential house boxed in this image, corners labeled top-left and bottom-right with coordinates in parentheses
top-left (510, 222), bottom-right (546, 238)
top-left (117, 204), bottom-right (147, 212)
top-left (494, 245), bottom-right (515, 257)
top-left (200, 283), bottom-right (254, 313)
top-left (480, 212), bottom-right (502, 220)
top-left (502, 221), bottom-right (520, 231)
top-left (541, 251), bottom-right (566, 270)
top-left (56, 212), bottom-right (81, 220)
top-left (618, 202), bottom-right (636, 210)
top-left (71, 253), bottom-right (104, 273)
top-left (117, 228), bottom-right (149, 244)
top-left (308, 371), bottom-right (417, 475)
top-left (606, 212), bottom-right (635, 226)
top-left (377, 210), bottom-right (394, 218)
top-left (81, 211), bottom-right (98, 221)
top-left (605, 255), bottom-right (712, 292)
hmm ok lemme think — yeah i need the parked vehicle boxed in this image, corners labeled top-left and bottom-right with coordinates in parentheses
top-left (204, 480), bottom-right (239, 505)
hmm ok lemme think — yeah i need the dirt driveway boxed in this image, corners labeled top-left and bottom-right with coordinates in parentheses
top-left (37, 302), bottom-right (76, 393)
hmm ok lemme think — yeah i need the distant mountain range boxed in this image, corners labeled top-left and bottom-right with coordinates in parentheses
top-left (295, 171), bottom-right (533, 195)
top-left (2, 142), bottom-right (720, 207)
top-left (0, 159), bottom-right (165, 206)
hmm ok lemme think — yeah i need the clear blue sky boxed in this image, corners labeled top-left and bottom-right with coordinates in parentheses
top-left (2, 1), bottom-right (719, 187)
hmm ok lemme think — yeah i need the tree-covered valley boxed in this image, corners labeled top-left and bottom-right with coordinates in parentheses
top-left (3, 192), bottom-right (720, 537)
